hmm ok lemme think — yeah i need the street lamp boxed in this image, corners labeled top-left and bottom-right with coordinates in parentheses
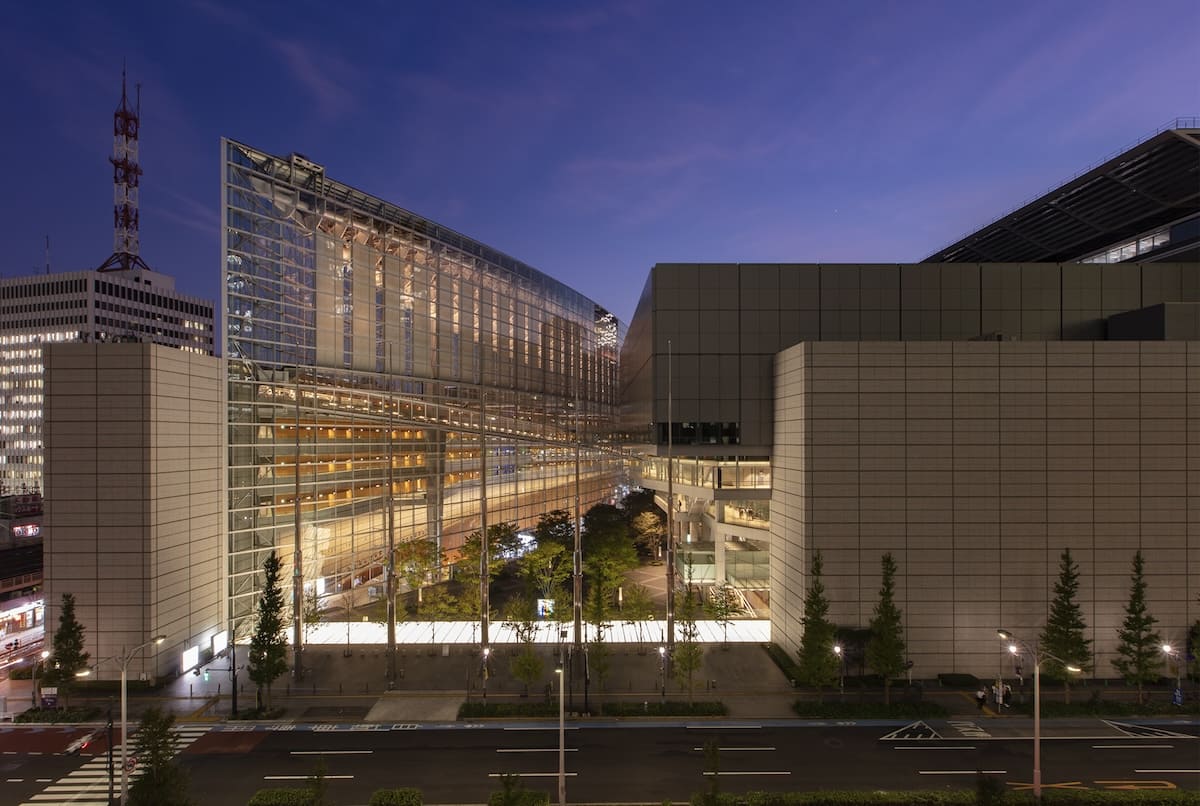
top-left (481, 647), bottom-right (491, 701)
top-left (556, 658), bottom-right (565, 806)
top-left (1161, 643), bottom-right (1182, 703)
top-left (833, 644), bottom-right (845, 696)
top-left (657, 645), bottom-right (667, 702)
top-left (86, 635), bottom-right (166, 805)
top-left (997, 629), bottom-right (1080, 801)
top-left (30, 649), bottom-right (49, 708)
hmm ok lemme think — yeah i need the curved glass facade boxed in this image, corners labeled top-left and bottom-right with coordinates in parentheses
top-left (222, 140), bottom-right (624, 628)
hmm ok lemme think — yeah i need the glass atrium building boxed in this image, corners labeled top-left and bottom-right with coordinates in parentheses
top-left (222, 140), bottom-right (624, 628)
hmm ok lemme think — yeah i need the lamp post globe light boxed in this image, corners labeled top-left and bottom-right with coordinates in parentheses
top-left (997, 629), bottom-right (1080, 801)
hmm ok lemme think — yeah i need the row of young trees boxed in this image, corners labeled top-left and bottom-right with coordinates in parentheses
top-left (795, 548), bottom-right (1197, 705)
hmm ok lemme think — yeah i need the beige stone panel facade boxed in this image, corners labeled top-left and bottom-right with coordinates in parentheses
top-left (772, 341), bottom-right (1200, 679)
top-left (44, 343), bottom-right (223, 683)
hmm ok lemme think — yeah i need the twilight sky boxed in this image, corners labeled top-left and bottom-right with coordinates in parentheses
top-left (1, 1), bottom-right (1196, 330)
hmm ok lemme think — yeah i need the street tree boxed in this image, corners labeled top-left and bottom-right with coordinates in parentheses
top-left (630, 509), bottom-right (666, 560)
top-left (302, 586), bottom-right (321, 641)
top-left (705, 585), bottom-right (740, 648)
top-left (127, 706), bottom-right (193, 806)
top-left (248, 551), bottom-right (289, 712)
top-left (47, 592), bottom-right (89, 706)
top-left (1111, 550), bottom-right (1162, 704)
top-left (866, 552), bottom-right (906, 705)
top-left (396, 537), bottom-right (440, 609)
top-left (582, 503), bottom-right (637, 622)
top-left (589, 623), bottom-right (612, 697)
top-left (506, 595), bottom-right (543, 697)
top-left (621, 583), bottom-right (656, 650)
top-left (518, 540), bottom-right (570, 603)
top-left (672, 589), bottom-right (704, 704)
top-left (797, 551), bottom-right (839, 702)
top-left (1190, 594), bottom-right (1200, 683)
top-left (534, 509), bottom-right (574, 552)
top-left (1039, 548), bottom-right (1092, 704)
top-left (454, 525), bottom-right (508, 619)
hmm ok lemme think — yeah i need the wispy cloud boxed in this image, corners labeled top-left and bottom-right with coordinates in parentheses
top-left (268, 38), bottom-right (359, 122)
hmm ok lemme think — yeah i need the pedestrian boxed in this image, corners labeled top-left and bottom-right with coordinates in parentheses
top-left (1003, 683), bottom-right (1012, 709)
top-left (975, 688), bottom-right (987, 710)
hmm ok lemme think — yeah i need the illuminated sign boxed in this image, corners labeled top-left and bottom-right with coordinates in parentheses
top-left (12, 523), bottom-right (40, 538)
top-left (211, 631), bottom-right (229, 655)
top-left (181, 645), bottom-right (199, 673)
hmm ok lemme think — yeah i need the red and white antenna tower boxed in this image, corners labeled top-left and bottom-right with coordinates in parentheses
top-left (98, 67), bottom-right (152, 272)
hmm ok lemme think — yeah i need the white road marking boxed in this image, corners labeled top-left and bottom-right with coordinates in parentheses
top-left (687, 724), bottom-right (760, 729)
top-left (496, 747), bottom-right (578, 753)
top-left (920, 770), bottom-right (1005, 775)
top-left (1134, 769), bottom-right (1200, 774)
top-left (503, 725), bottom-right (578, 731)
top-left (702, 771), bottom-right (790, 776)
top-left (488, 772), bottom-right (578, 778)
top-left (1092, 744), bottom-right (1173, 749)
top-left (692, 746), bottom-right (775, 751)
top-left (896, 746), bottom-right (975, 751)
top-left (290, 749), bottom-right (373, 755)
top-left (264, 774), bottom-right (355, 780)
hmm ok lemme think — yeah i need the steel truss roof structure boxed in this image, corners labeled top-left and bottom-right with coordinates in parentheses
top-left (926, 122), bottom-right (1200, 263)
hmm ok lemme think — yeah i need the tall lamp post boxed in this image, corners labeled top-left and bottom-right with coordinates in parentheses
top-left (30, 649), bottom-right (49, 708)
top-left (1161, 643), bottom-right (1183, 703)
top-left (556, 653), bottom-right (566, 806)
top-left (120, 635), bottom-right (165, 805)
top-left (997, 629), bottom-right (1079, 801)
top-left (833, 644), bottom-right (845, 696)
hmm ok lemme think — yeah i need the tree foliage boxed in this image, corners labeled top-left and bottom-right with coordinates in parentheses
top-left (1039, 548), bottom-right (1092, 703)
top-left (518, 541), bottom-right (570, 602)
top-left (866, 552), bottom-right (906, 705)
top-left (1111, 550), bottom-right (1162, 704)
top-left (455, 525), bottom-right (510, 618)
top-left (630, 509), bottom-right (666, 559)
top-left (248, 552), bottom-right (289, 711)
top-left (705, 585), bottom-right (740, 647)
top-left (533, 509), bottom-right (574, 552)
top-left (127, 706), bottom-right (193, 806)
top-left (672, 589), bottom-right (704, 704)
top-left (582, 504), bottom-right (638, 622)
top-left (797, 551), bottom-right (839, 701)
top-left (396, 538), bottom-right (440, 607)
top-left (47, 592), bottom-right (89, 704)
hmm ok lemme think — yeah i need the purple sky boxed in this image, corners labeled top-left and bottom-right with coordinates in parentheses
top-left (2, 1), bottom-right (1196, 329)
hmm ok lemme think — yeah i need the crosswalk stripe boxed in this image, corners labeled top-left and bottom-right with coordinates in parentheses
top-left (20, 724), bottom-right (211, 805)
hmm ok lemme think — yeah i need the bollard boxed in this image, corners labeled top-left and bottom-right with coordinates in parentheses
top-left (339, 683), bottom-right (343, 694)
top-left (189, 684), bottom-right (193, 699)
top-left (217, 683), bottom-right (221, 696)
top-left (400, 668), bottom-right (405, 679)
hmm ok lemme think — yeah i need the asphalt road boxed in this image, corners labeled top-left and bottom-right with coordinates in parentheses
top-left (3, 718), bottom-right (1197, 805)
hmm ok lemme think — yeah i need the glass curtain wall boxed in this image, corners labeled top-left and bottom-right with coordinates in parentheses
top-left (223, 140), bottom-right (622, 629)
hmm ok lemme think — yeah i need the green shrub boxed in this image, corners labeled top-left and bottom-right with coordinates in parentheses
top-left (15, 706), bottom-right (99, 724)
top-left (247, 789), bottom-right (315, 806)
top-left (790, 700), bottom-right (948, 719)
top-left (601, 700), bottom-right (727, 717)
top-left (936, 673), bottom-right (980, 688)
top-left (1018, 699), bottom-right (1200, 718)
top-left (458, 701), bottom-right (560, 719)
top-left (369, 788), bottom-right (422, 806)
top-left (488, 773), bottom-right (550, 806)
